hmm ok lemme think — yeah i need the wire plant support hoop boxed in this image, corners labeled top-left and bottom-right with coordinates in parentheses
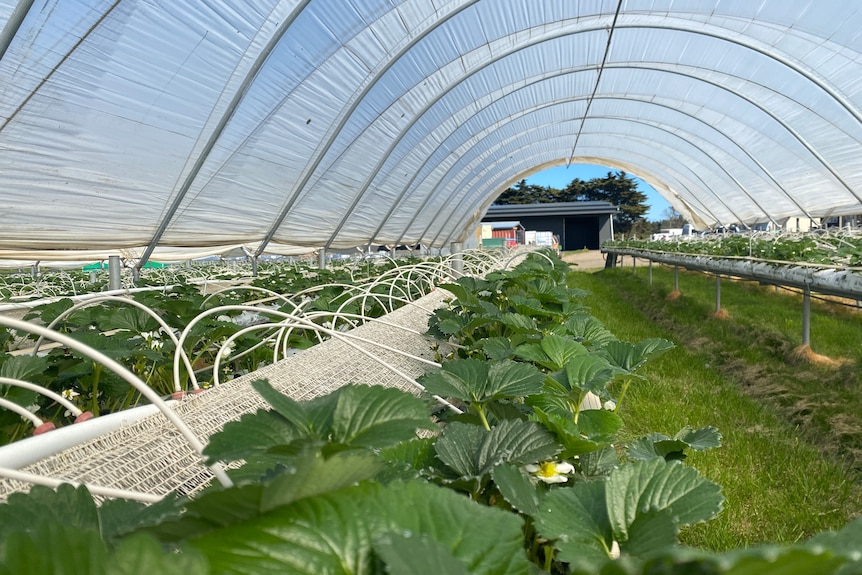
top-left (0, 249), bottom-right (521, 503)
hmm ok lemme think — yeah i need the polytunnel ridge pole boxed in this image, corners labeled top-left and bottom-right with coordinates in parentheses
top-left (355, 22), bottom-right (754, 246)
top-left (462, 21), bottom-right (859, 234)
top-left (381, 36), bottom-right (834, 240)
top-left (371, 76), bottom-right (719, 247)
top-left (566, 0), bottom-right (624, 168)
top-left (355, 13), bottom-right (836, 246)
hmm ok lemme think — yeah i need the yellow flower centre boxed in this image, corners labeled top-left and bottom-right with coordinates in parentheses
top-left (537, 462), bottom-right (558, 478)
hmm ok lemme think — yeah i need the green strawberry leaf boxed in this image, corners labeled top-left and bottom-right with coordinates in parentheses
top-left (491, 463), bottom-right (541, 516)
top-left (435, 420), bottom-right (560, 479)
top-left (331, 385), bottom-right (436, 449)
top-left (606, 458), bottom-right (724, 543)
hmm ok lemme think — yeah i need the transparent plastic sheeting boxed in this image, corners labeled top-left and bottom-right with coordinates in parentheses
top-left (1, 1), bottom-right (861, 263)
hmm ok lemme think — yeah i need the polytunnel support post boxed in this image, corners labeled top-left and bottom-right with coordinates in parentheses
top-left (450, 242), bottom-right (464, 276)
top-left (251, 255), bottom-right (258, 277)
top-left (317, 249), bottom-right (326, 271)
top-left (632, 256), bottom-right (636, 274)
top-left (649, 260), bottom-right (653, 285)
top-left (715, 274), bottom-right (721, 314)
top-left (674, 266), bottom-right (680, 291)
top-left (802, 283), bottom-right (811, 346)
top-left (108, 256), bottom-right (121, 291)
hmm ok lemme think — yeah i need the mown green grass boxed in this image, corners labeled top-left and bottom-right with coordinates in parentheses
top-left (569, 264), bottom-right (862, 551)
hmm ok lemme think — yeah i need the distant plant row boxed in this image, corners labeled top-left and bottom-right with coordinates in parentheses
top-left (0, 257), bottom-right (435, 445)
top-left (607, 231), bottom-right (862, 267)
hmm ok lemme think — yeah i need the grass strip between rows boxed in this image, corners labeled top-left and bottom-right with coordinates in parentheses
top-left (569, 264), bottom-right (862, 551)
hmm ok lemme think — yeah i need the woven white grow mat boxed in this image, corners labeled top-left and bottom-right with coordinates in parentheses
top-left (0, 289), bottom-right (450, 503)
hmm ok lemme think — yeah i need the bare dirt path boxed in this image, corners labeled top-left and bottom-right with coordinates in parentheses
top-left (561, 250), bottom-right (608, 270)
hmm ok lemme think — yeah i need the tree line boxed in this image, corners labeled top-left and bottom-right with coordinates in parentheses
top-left (495, 171), bottom-right (678, 237)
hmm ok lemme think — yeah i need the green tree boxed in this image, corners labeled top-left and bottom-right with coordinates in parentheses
top-left (493, 180), bottom-right (561, 204)
top-left (658, 207), bottom-right (686, 229)
top-left (629, 219), bottom-right (657, 240)
top-left (566, 171), bottom-right (648, 235)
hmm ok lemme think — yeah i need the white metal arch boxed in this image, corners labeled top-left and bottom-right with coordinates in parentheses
top-left (391, 96), bottom-right (790, 243)
top-left (1, 1), bottom-right (862, 260)
top-left (359, 60), bottom-right (845, 244)
top-left (307, 17), bottom-right (859, 248)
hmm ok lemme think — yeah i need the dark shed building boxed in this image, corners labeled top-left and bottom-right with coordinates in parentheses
top-left (482, 202), bottom-right (618, 251)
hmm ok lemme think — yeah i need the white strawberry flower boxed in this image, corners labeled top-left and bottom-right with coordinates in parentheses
top-left (61, 389), bottom-right (80, 400)
top-left (140, 330), bottom-right (163, 350)
top-left (523, 461), bottom-right (575, 484)
top-left (221, 339), bottom-right (235, 357)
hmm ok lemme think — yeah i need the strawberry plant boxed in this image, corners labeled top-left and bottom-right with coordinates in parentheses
top-left (607, 230), bottom-right (862, 267)
top-left (0, 250), bottom-right (859, 573)
top-left (0, 258), bottom-right (440, 444)
top-left (0, 377), bottom-right (857, 574)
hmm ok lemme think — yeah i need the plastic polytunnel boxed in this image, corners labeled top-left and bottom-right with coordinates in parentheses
top-left (2, 1), bottom-right (862, 267)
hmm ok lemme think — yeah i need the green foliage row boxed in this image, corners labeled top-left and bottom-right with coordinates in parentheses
top-left (0, 258), bottom-right (423, 445)
top-left (1, 250), bottom-right (859, 573)
top-left (607, 232), bottom-right (862, 266)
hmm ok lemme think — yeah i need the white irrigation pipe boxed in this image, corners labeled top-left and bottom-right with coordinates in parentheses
top-left (200, 285), bottom-right (292, 309)
top-left (368, 266), bottom-right (432, 300)
top-left (28, 296), bottom-right (196, 394)
top-left (365, 279), bottom-right (412, 312)
top-left (194, 306), bottom-right (461, 415)
top-left (0, 467), bottom-right (162, 504)
top-left (0, 377), bottom-right (84, 418)
top-left (271, 307), bottom-right (436, 363)
top-left (295, 311), bottom-right (438, 366)
top-left (174, 305), bottom-right (296, 391)
top-left (197, 288), bottom-right (310, 374)
top-left (332, 291), bottom-right (437, 330)
top-left (273, 276), bottom-right (434, 348)
top-left (300, 311), bottom-right (427, 336)
top-left (461, 249), bottom-right (505, 275)
top-left (0, 403), bottom-right (163, 469)
top-left (504, 248), bottom-right (555, 270)
top-left (30, 295), bottom-right (191, 360)
top-left (0, 397), bottom-right (43, 427)
top-left (287, 282), bottom-right (371, 339)
top-left (179, 304), bottom-right (352, 388)
top-left (342, 288), bottom-right (396, 318)
top-left (0, 317), bottom-right (233, 489)
top-left (0, 286), bottom-right (172, 314)
top-left (389, 267), bottom-right (435, 299)
top-left (211, 322), bottom-right (302, 386)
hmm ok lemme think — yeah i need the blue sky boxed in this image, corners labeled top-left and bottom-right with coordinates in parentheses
top-left (523, 164), bottom-right (671, 222)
